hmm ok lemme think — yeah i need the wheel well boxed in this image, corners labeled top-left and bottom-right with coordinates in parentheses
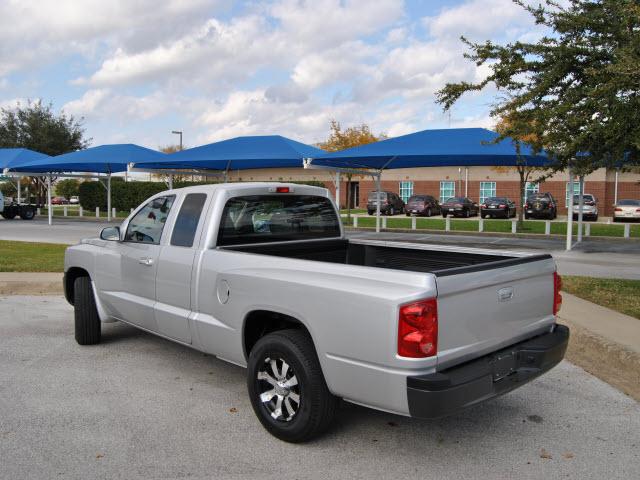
top-left (243, 310), bottom-right (310, 359)
top-left (64, 267), bottom-right (90, 304)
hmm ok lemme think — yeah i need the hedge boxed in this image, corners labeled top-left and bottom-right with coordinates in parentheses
top-left (79, 179), bottom-right (326, 212)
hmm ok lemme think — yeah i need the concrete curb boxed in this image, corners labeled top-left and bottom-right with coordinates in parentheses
top-left (0, 273), bottom-right (63, 296)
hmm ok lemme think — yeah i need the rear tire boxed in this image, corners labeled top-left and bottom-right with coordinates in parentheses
top-left (1, 211), bottom-right (16, 219)
top-left (74, 276), bottom-right (101, 345)
top-left (19, 208), bottom-right (35, 220)
top-left (426, 208), bottom-right (431, 217)
top-left (247, 329), bottom-right (338, 443)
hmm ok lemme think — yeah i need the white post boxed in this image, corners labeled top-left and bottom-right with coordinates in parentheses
top-left (335, 172), bottom-right (341, 208)
top-left (79, 206), bottom-right (83, 217)
top-left (37, 208), bottom-right (41, 216)
top-left (382, 217), bottom-right (387, 229)
top-left (566, 165), bottom-right (573, 251)
top-left (445, 216), bottom-right (451, 231)
top-left (17, 177), bottom-right (21, 204)
top-left (479, 218), bottom-right (484, 232)
top-left (107, 174), bottom-right (112, 222)
top-left (624, 223), bottom-right (630, 238)
top-left (375, 175), bottom-right (381, 233)
top-left (411, 216), bottom-right (417, 230)
top-left (63, 205), bottom-right (68, 217)
top-left (96, 207), bottom-right (99, 218)
top-left (585, 223), bottom-right (591, 237)
top-left (353, 216), bottom-right (358, 228)
top-left (168, 174), bottom-right (174, 190)
top-left (47, 175), bottom-right (52, 226)
top-left (130, 207), bottom-right (134, 214)
top-left (464, 167), bottom-right (469, 197)
top-left (577, 176), bottom-right (584, 242)
top-left (112, 207), bottom-right (116, 219)
top-left (545, 220), bottom-right (551, 236)
top-left (511, 220), bottom-right (517, 234)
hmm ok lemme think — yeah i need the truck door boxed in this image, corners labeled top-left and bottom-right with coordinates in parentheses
top-left (111, 195), bottom-right (176, 331)
top-left (154, 193), bottom-right (209, 344)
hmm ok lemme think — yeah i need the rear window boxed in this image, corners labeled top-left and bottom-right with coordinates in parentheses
top-left (445, 197), bottom-right (465, 203)
top-left (618, 199), bottom-right (640, 206)
top-left (368, 192), bottom-right (387, 200)
top-left (217, 195), bottom-right (340, 246)
top-left (486, 197), bottom-right (506, 203)
top-left (573, 194), bottom-right (594, 203)
top-left (529, 193), bottom-right (549, 200)
top-left (408, 196), bottom-right (427, 202)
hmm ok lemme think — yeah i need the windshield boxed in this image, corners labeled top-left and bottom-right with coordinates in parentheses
top-left (218, 195), bottom-right (340, 246)
top-left (618, 199), bottom-right (640, 206)
top-left (573, 194), bottom-right (594, 203)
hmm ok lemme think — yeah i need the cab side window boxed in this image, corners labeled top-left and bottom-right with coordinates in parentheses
top-left (124, 195), bottom-right (175, 244)
top-left (171, 193), bottom-right (207, 247)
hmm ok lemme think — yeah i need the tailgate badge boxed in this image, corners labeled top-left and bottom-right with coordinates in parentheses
top-left (498, 287), bottom-right (514, 302)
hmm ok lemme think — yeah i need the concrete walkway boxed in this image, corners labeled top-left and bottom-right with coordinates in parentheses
top-left (0, 272), bottom-right (63, 295)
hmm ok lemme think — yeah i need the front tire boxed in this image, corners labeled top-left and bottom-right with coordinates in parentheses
top-left (247, 329), bottom-right (337, 443)
top-left (74, 276), bottom-right (101, 345)
top-left (20, 208), bottom-right (35, 220)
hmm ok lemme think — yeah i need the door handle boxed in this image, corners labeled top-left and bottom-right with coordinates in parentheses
top-left (138, 257), bottom-right (154, 266)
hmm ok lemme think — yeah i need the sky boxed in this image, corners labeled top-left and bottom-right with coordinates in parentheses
top-left (0, 0), bottom-right (547, 150)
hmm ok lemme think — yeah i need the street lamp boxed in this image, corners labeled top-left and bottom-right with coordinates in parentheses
top-left (171, 130), bottom-right (183, 150)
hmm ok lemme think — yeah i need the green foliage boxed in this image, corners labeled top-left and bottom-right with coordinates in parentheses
top-left (0, 181), bottom-right (16, 198)
top-left (0, 100), bottom-right (90, 155)
top-left (436, 0), bottom-right (640, 174)
top-left (55, 179), bottom-right (79, 199)
top-left (317, 120), bottom-right (386, 152)
top-left (78, 181), bottom-right (107, 210)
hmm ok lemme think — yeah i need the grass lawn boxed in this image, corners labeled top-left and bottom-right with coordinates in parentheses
top-left (562, 275), bottom-right (640, 320)
top-left (0, 240), bottom-right (68, 272)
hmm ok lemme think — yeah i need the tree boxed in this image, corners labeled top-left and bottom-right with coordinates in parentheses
top-left (436, 0), bottom-right (640, 177)
top-left (317, 120), bottom-right (386, 217)
top-left (153, 144), bottom-right (189, 182)
top-left (56, 179), bottom-right (79, 200)
top-left (0, 100), bottom-right (90, 204)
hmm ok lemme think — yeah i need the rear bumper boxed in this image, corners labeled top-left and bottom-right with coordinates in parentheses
top-left (406, 324), bottom-right (569, 419)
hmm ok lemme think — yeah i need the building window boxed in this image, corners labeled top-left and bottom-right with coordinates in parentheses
top-left (399, 181), bottom-right (413, 203)
top-left (440, 181), bottom-right (455, 204)
top-left (525, 182), bottom-right (539, 200)
top-left (479, 181), bottom-right (496, 203)
top-left (565, 181), bottom-right (583, 207)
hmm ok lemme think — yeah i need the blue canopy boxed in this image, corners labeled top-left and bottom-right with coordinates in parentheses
top-left (0, 148), bottom-right (50, 170)
top-left (9, 144), bottom-right (165, 174)
top-left (312, 128), bottom-right (550, 169)
top-left (134, 135), bottom-right (325, 170)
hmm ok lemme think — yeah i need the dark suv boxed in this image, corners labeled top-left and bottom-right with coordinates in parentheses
top-left (367, 191), bottom-right (405, 216)
top-left (405, 195), bottom-right (441, 217)
top-left (524, 193), bottom-right (558, 219)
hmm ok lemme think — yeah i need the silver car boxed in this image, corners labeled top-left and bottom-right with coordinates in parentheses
top-left (613, 199), bottom-right (640, 222)
top-left (572, 194), bottom-right (598, 221)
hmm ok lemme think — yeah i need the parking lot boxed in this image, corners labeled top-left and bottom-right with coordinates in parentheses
top-left (1, 296), bottom-right (638, 480)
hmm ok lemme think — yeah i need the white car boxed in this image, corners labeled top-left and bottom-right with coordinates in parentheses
top-left (613, 199), bottom-right (640, 221)
top-left (572, 194), bottom-right (598, 221)
top-left (69, 196), bottom-right (80, 205)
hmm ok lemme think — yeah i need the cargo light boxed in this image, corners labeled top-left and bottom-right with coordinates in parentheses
top-left (276, 187), bottom-right (290, 193)
top-left (398, 298), bottom-right (438, 358)
top-left (553, 272), bottom-right (563, 316)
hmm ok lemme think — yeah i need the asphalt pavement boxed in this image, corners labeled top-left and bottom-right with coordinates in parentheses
top-left (1, 296), bottom-right (638, 480)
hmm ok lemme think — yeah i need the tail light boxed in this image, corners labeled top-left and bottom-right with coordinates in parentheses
top-left (615, 207), bottom-right (623, 211)
top-left (549, 202), bottom-right (555, 208)
top-left (398, 299), bottom-right (438, 358)
top-left (524, 202), bottom-right (530, 208)
top-left (636, 208), bottom-right (640, 213)
top-left (499, 204), bottom-right (506, 208)
top-left (553, 272), bottom-right (563, 315)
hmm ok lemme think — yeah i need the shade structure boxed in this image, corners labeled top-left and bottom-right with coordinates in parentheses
top-left (0, 148), bottom-right (50, 170)
top-left (311, 128), bottom-right (550, 169)
top-left (8, 144), bottom-right (165, 174)
top-left (133, 135), bottom-right (325, 171)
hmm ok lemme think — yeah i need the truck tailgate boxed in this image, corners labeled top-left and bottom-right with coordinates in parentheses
top-left (435, 255), bottom-right (557, 370)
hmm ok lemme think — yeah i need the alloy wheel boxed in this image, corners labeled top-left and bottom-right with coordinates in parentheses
top-left (256, 357), bottom-right (300, 422)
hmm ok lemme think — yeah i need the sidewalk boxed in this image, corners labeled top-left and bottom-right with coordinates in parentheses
top-left (0, 272), bottom-right (63, 295)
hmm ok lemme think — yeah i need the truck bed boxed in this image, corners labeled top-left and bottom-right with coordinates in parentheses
top-left (221, 238), bottom-right (550, 276)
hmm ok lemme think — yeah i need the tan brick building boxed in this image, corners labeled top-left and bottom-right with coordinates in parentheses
top-left (226, 166), bottom-right (640, 217)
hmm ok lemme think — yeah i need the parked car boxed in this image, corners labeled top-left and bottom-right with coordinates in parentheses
top-left (481, 197), bottom-right (516, 219)
top-left (441, 197), bottom-right (479, 218)
top-left (572, 194), bottom-right (598, 221)
top-left (69, 196), bottom-right (80, 205)
top-left (524, 193), bottom-right (558, 219)
top-left (0, 191), bottom-right (36, 220)
top-left (64, 183), bottom-right (568, 442)
top-left (366, 190), bottom-right (405, 215)
top-left (405, 195), bottom-right (441, 217)
top-left (51, 196), bottom-right (68, 205)
top-left (613, 199), bottom-right (640, 222)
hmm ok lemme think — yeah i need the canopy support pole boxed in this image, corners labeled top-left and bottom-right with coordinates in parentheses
top-left (168, 174), bottom-right (173, 190)
top-left (374, 174), bottom-right (381, 233)
top-left (335, 172), bottom-right (341, 208)
top-left (566, 165), bottom-right (573, 251)
top-left (16, 176), bottom-right (21, 204)
top-left (47, 175), bottom-right (52, 226)
top-left (107, 174), bottom-right (112, 222)
top-left (614, 169), bottom-right (619, 205)
top-left (577, 176), bottom-right (584, 243)
top-left (464, 167), bottom-right (468, 197)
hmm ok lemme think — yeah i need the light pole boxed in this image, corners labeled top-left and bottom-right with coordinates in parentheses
top-left (171, 130), bottom-right (185, 182)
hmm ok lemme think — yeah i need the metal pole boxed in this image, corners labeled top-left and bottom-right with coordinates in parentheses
top-left (464, 167), bottom-right (468, 197)
top-left (335, 172), bottom-right (341, 208)
top-left (577, 176), bottom-right (584, 242)
top-left (168, 174), bottom-right (173, 190)
top-left (17, 176), bottom-right (21, 204)
top-left (375, 174), bottom-right (381, 233)
top-left (107, 174), bottom-right (112, 222)
top-left (614, 169), bottom-right (619, 206)
top-left (566, 165), bottom-right (573, 251)
top-left (47, 175), bottom-right (52, 226)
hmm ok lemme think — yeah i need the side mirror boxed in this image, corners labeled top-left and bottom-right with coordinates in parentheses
top-left (100, 226), bottom-right (120, 241)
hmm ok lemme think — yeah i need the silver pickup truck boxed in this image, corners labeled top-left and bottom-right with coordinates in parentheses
top-left (64, 183), bottom-right (569, 442)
